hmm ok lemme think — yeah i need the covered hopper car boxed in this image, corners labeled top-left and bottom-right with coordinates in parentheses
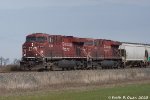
top-left (119, 43), bottom-right (149, 67)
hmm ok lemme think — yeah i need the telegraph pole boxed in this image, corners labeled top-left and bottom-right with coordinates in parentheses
top-left (0, 57), bottom-right (2, 66)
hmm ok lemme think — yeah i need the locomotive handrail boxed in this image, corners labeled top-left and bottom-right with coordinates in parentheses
top-left (33, 47), bottom-right (45, 58)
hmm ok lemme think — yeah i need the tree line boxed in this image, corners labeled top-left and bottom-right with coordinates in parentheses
top-left (0, 57), bottom-right (20, 67)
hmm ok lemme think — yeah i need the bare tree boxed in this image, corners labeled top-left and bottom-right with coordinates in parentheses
top-left (0, 57), bottom-right (4, 66)
top-left (0, 57), bottom-right (10, 67)
top-left (13, 58), bottom-right (20, 65)
top-left (4, 58), bottom-right (9, 66)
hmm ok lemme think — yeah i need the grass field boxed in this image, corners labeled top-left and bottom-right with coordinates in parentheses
top-left (0, 83), bottom-right (150, 100)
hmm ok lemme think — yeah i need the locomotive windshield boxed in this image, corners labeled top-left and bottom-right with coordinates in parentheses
top-left (84, 41), bottom-right (94, 46)
top-left (26, 37), bottom-right (36, 42)
top-left (26, 36), bottom-right (47, 42)
top-left (37, 37), bottom-right (47, 42)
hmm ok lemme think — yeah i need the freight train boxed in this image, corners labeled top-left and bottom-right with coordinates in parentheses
top-left (20, 33), bottom-right (150, 70)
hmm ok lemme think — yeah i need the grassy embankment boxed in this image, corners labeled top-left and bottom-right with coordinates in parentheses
top-left (0, 83), bottom-right (150, 100)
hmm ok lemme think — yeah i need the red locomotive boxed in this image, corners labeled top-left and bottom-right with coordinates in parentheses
top-left (20, 33), bottom-right (122, 70)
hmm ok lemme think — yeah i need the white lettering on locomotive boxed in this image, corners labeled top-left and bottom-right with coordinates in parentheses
top-left (62, 42), bottom-right (72, 47)
top-left (49, 44), bottom-right (53, 48)
top-left (104, 45), bottom-right (111, 49)
top-left (63, 47), bottom-right (70, 51)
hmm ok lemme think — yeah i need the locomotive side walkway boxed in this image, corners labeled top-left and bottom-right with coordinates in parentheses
top-left (0, 68), bottom-right (150, 94)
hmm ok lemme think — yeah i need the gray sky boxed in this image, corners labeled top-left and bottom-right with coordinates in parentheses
top-left (0, 0), bottom-right (150, 62)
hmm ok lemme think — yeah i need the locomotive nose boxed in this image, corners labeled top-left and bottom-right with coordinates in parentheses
top-left (23, 42), bottom-right (45, 57)
top-left (23, 42), bottom-right (38, 57)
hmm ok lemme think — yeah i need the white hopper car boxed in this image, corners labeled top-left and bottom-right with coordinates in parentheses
top-left (119, 43), bottom-right (149, 67)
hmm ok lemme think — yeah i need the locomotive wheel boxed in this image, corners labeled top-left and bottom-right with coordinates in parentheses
top-left (62, 68), bottom-right (65, 71)
top-left (73, 66), bottom-right (77, 70)
top-left (50, 66), bottom-right (54, 71)
top-left (28, 65), bottom-right (32, 71)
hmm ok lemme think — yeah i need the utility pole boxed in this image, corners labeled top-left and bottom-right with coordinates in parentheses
top-left (0, 57), bottom-right (3, 66)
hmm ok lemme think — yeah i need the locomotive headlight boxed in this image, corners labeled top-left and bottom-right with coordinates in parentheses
top-left (32, 43), bottom-right (34, 47)
top-left (40, 50), bottom-right (43, 54)
top-left (23, 54), bottom-right (26, 56)
top-left (23, 49), bottom-right (26, 57)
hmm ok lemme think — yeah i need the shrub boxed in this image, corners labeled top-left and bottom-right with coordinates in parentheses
top-left (0, 65), bottom-right (22, 72)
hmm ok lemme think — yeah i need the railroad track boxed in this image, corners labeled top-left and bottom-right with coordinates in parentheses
top-left (0, 66), bottom-right (150, 73)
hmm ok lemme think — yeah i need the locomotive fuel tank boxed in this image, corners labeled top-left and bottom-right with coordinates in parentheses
top-left (101, 60), bottom-right (119, 68)
top-left (57, 60), bottom-right (76, 69)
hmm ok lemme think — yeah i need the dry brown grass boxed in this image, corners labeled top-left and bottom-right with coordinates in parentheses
top-left (0, 68), bottom-right (150, 96)
top-left (0, 65), bottom-right (22, 72)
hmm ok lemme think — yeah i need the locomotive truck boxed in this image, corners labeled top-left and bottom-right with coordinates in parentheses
top-left (20, 33), bottom-right (149, 70)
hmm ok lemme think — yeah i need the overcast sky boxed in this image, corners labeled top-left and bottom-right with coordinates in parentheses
top-left (0, 0), bottom-right (150, 62)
